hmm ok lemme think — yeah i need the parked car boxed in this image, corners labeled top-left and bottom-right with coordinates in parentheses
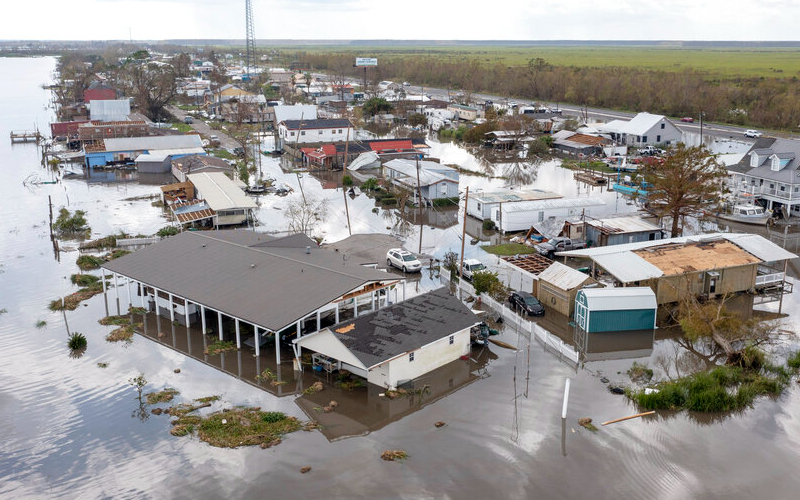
top-left (535, 237), bottom-right (587, 257)
top-left (386, 248), bottom-right (422, 273)
top-left (638, 146), bottom-right (664, 156)
top-left (402, 81), bottom-right (410, 86)
top-left (744, 129), bottom-right (763, 138)
top-left (461, 259), bottom-right (486, 281)
top-left (680, 116), bottom-right (694, 123)
top-left (508, 291), bottom-right (545, 317)
top-left (183, 116), bottom-right (194, 124)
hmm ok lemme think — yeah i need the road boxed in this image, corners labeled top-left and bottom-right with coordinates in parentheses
top-left (167, 105), bottom-right (239, 149)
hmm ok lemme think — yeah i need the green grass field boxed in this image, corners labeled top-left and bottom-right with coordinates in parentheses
top-left (267, 44), bottom-right (800, 78)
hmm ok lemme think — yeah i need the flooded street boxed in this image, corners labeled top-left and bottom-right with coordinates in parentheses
top-left (2, 57), bottom-right (800, 499)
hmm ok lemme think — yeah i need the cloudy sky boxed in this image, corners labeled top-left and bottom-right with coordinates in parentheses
top-left (6, 0), bottom-right (800, 41)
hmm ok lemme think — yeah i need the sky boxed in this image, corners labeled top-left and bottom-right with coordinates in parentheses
top-left (6, 0), bottom-right (800, 41)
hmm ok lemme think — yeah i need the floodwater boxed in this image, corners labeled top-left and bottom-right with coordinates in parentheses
top-left (2, 57), bottom-right (800, 499)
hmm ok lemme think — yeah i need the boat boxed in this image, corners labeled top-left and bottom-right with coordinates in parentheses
top-left (713, 204), bottom-right (771, 226)
top-left (611, 180), bottom-right (649, 197)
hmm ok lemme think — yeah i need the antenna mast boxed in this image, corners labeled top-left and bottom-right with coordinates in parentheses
top-left (245, 0), bottom-right (257, 79)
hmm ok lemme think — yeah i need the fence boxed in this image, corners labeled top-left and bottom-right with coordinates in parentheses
top-left (479, 294), bottom-right (581, 367)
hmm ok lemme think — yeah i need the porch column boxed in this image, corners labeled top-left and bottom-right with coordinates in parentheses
top-left (275, 331), bottom-right (281, 363)
top-left (354, 296), bottom-right (359, 317)
top-left (168, 293), bottom-right (175, 322)
top-left (184, 298), bottom-right (190, 327)
top-left (372, 291), bottom-right (377, 311)
top-left (101, 268), bottom-right (107, 293)
top-left (126, 279), bottom-right (132, 309)
top-left (335, 302), bottom-right (340, 323)
top-left (296, 321), bottom-right (302, 357)
top-left (200, 305), bottom-right (207, 335)
top-left (316, 311), bottom-right (321, 332)
top-left (235, 319), bottom-right (241, 349)
top-left (218, 311), bottom-right (223, 340)
top-left (114, 273), bottom-right (119, 303)
top-left (253, 325), bottom-right (260, 357)
top-left (140, 284), bottom-right (145, 308)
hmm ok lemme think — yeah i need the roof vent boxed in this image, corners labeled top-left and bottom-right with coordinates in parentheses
top-left (202, 244), bottom-right (206, 247)
top-left (306, 245), bottom-right (311, 254)
top-left (251, 264), bottom-right (256, 268)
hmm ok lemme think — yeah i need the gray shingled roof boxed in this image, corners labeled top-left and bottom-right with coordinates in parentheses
top-left (101, 231), bottom-right (392, 331)
top-left (328, 287), bottom-right (478, 368)
top-left (728, 137), bottom-right (776, 174)
top-left (281, 118), bottom-right (352, 130)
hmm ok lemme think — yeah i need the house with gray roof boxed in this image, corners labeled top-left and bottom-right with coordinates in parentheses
top-left (293, 287), bottom-right (478, 389)
top-left (727, 137), bottom-right (800, 216)
top-left (101, 230), bottom-right (403, 364)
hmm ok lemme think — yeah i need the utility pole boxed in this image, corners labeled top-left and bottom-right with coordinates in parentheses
top-left (458, 186), bottom-right (470, 296)
top-left (341, 128), bottom-right (352, 236)
top-left (699, 110), bottom-right (704, 144)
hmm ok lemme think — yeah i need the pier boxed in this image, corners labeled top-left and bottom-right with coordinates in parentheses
top-left (10, 130), bottom-right (42, 143)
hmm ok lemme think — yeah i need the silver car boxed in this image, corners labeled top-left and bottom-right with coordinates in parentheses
top-left (386, 248), bottom-right (422, 273)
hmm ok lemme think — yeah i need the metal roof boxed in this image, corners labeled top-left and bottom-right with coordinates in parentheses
top-left (103, 134), bottom-right (203, 152)
top-left (101, 231), bottom-right (395, 331)
top-left (724, 233), bottom-right (798, 262)
top-left (501, 197), bottom-right (605, 213)
top-left (538, 262), bottom-right (593, 290)
top-left (273, 104), bottom-right (318, 124)
top-left (587, 216), bottom-right (661, 234)
top-left (89, 99), bottom-right (130, 122)
top-left (187, 172), bottom-right (257, 211)
top-left (134, 153), bottom-right (168, 163)
top-left (471, 189), bottom-right (562, 204)
top-left (578, 287), bottom-right (657, 311)
top-left (591, 252), bottom-right (664, 282)
top-left (298, 287), bottom-right (477, 369)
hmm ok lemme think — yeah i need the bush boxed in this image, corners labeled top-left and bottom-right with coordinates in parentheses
top-left (156, 226), bottom-right (179, 238)
top-left (380, 197), bottom-right (397, 206)
top-left (431, 197), bottom-right (458, 207)
top-left (482, 219), bottom-right (495, 230)
top-left (528, 136), bottom-right (551, 156)
top-left (361, 178), bottom-right (378, 191)
top-left (70, 274), bottom-right (100, 287)
top-left (67, 332), bottom-right (87, 350)
top-left (472, 270), bottom-right (505, 299)
top-left (54, 208), bottom-right (90, 237)
top-left (463, 122), bottom-right (495, 144)
top-left (342, 175), bottom-right (353, 186)
top-left (408, 113), bottom-right (428, 127)
top-left (261, 411), bottom-right (287, 423)
top-left (76, 255), bottom-right (104, 271)
top-left (786, 351), bottom-right (800, 370)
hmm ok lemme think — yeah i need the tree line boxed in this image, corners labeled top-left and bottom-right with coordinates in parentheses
top-left (296, 52), bottom-right (800, 131)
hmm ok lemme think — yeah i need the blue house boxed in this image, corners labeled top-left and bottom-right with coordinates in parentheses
top-left (84, 135), bottom-right (205, 168)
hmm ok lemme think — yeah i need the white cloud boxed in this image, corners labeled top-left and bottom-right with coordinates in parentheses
top-left (6, 0), bottom-right (800, 40)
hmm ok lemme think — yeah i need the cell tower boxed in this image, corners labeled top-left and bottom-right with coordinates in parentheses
top-left (245, 0), bottom-right (257, 78)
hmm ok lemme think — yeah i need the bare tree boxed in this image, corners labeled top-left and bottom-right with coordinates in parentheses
top-left (127, 63), bottom-right (178, 121)
top-left (284, 197), bottom-right (329, 236)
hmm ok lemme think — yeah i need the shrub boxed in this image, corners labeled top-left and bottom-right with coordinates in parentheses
top-left (482, 219), bottom-right (495, 230)
top-left (342, 175), bottom-right (353, 186)
top-left (54, 208), bottom-right (90, 237)
top-left (76, 255), bottom-right (104, 271)
top-left (361, 178), bottom-right (378, 191)
top-left (70, 274), bottom-right (100, 287)
top-left (787, 351), bottom-right (800, 370)
top-left (261, 411), bottom-right (287, 423)
top-left (67, 332), bottom-right (87, 350)
top-left (472, 270), bottom-right (505, 299)
top-left (156, 226), bottom-right (179, 238)
top-left (35, 320), bottom-right (47, 328)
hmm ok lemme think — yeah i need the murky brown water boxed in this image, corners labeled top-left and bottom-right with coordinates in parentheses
top-left (2, 57), bottom-right (800, 499)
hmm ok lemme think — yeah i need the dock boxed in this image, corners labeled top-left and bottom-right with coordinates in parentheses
top-left (10, 130), bottom-right (42, 143)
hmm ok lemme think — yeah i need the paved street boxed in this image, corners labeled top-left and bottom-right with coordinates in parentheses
top-left (167, 105), bottom-right (239, 149)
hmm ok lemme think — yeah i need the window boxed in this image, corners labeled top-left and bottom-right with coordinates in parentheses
top-left (660, 123), bottom-right (665, 129)
top-left (449, 335), bottom-right (454, 345)
top-left (642, 135), bottom-right (648, 143)
top-left (319, 130), bottom-right (323, 135)
top-left (750, 153), bottom-right (759, 167)
top-left (656, 135), bottom-right (661, 142)
top-left (290, 131), bottom-right (295, 137)
top-left (338, 129), bottom-right (343, 133)
top-left (771, 157), bottom-right (780, 171)
top-left (409, 352), bottom-right (414, 362)
top-left (301, 131), bottom-right (305, 136)
top-left (538, 211), bottom-right (544, 222)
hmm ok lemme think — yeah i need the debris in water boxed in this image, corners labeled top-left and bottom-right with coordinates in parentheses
top-left (488, 338), bottom-right (516, 350)
top-left (145, 388), bottom-right (179, 405)
top-left (381, 450), bottom-right (408, 461)
top-left (578, 418), bottom-right (598, 432)
top-left (303, 381), bottom-right (324, 395)
top-left (205, 340), bottom-right (236, 355)
top-left (105, 323), bottom-right (140, 343)
top-left (601, 411), bottom-right (656, 426)
top-left (600, 377), bottom-right (609, 384)
top-left (151, 408), bottom-right (164, 415)
top-left (300, 466), bottom-right (311, 474)
top-left (174, 368), bottom-right (181, 374)
top-left (97, 362), bottom-right (108, 368)
top-left (435, 421), bottom-right (446, 428)
top-left (608, 385), bottom-right (625, 395)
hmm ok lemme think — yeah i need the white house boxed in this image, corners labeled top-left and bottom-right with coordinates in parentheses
top-left (293, 287), bottom-right (478, 389)
top-left (448, 103), bottom-right (480, 121)
top-left (273, 104), bottom-right (318, 127)
top-left (598, 112), bottom-right (681, 147)
top-left (278, 118), bottom-right (354, 146)
top-left (727, 137), bottom-right (800, 217)
top-left (491, 197), bottom-right (606, 233)
top-left (383, 159), bottom-right (460, 203)
top-left (187, 172), bottom-right (257, 226)
top-left (466, 189), bottom-right (562, 220)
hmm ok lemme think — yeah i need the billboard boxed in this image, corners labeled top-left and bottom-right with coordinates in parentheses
top-left (355, 57), bottom-right (378, 67)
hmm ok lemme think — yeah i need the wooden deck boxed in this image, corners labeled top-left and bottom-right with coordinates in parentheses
top-left (10, 131), bottom-right (42, 143)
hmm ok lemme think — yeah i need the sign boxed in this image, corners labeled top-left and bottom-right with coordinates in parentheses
top-left (355, 57), bottom-right (378, 67)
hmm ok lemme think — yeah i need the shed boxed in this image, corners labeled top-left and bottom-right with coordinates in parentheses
top-left (293, 287), bottom-right (478, 389)
top-left (584, 216), bottom-right (663, 247)
top-left (536, 262), bottom-right (596, 316)
top-left (492, 197), bottom-right (605, 233)
top-left (574, 287), bottom-right (657, 333)
top-left (135, 153), bottom-right (171, 173)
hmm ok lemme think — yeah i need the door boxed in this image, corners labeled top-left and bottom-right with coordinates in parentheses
top-left (709, 279), bottom-right (717, 294)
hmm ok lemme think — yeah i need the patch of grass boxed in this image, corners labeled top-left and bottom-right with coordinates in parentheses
top-left (335, 370), bottom-right (365, 391)
top-left (0, 308), bottom-right (7, 315)
top-left (67, 332), bottom-right (87, 350)
top-left (627, 364), bottom-right (790, 413)
top-left (105, 249), bottom-right (130, 261)
top-left (146, 388), bottom-right (180, 405)
top-left (171, 122), bottom-right (194, 133)
top-left (99, 315), bottom-right (129, 326)
top-left (35, 319), bottom-right (47, 328)
top-left (79, 234), bottom-right (119, 250)
top-left (627, 362), bottom-right (654, 383)
top-left (105, 323), bottom-right (140, 343)
top-left (302, 381), bottom-right (324, 395)
top-left (431, 196), bottom-right (459, 207)
top-left (786, 351), bottom-right (800, 370)
top-left (49, 287), bottom-right (104, 311)
top-left (76, 255), bottom-right (104, 271)
top-left (97, 362), bottom-right (108, 368)
top-left (481, 243), bottom-right (538, 256)
top-left (70, 274), bottom-right (101, 287)
top-left (205, 340), bottom-right (237, 355)
top-left (381, 450), bottom-right (408, 461)
top-left (209, 148), bottom-right (235, 160)
top-left (129, 306), bottom-right (147, 315)
top-left (194, 395), bottom-right (221, 404)
top-left (185, 407), bottom-right (302, 448)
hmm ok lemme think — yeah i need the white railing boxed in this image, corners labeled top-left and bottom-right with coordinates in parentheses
top-left (481, 294), bottom-right (580, 366)
top-left (756, 272), bottom-right (785, 286)
top-left (117, 236), bottom-right (161, 248)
